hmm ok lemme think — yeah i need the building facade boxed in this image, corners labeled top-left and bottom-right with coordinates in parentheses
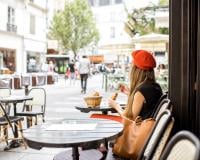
top-left (88, 0), bottom-right (132, 64)
top-left (0, 0), bottom-right (48, 74)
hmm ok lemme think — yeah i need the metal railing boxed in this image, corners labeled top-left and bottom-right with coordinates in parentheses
top-left (7, 23), bottom-right (17, 33)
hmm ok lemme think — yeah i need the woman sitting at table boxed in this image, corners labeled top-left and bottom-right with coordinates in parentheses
top-left (108, 49), bottom-right (163, 122)
top-left (90, 50), bottom-right (163, 156)
top-left (91, 50), bottom-right (163, 123)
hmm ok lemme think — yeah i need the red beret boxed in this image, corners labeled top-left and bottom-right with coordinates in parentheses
top-left (132, 50), bottom-right (156, 70)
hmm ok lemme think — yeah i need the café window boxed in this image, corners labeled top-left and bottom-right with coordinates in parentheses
top-left (115, 0), bottom-right (122, 4)
top-left (8, 6), bottom-right (15, 25)
top-left (110, 12), bottom-right (115, 21)
top-left (88, 0), bottom-right (95, 6)
top-left (30, 14), bottom-right (36, 34)
top-left (99, 0), bottom-right (110, 6)
top-left (110, 27), bottom-right (115, 38)
top-left (0, 48), bottom-right (16, 73)
top-left (7, 6), bottom-right (17, 33)
top-left (27, 52), bottom-right (41, 72)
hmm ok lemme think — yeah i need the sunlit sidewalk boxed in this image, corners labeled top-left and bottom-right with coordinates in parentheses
top-left (0, 74), bottom-right (126, 160)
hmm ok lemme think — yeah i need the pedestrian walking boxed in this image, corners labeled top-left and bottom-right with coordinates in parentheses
top-left (68, 59), bottom-right (76, 85)
top-left (78, 55), bottom-right (90, 94)
top-left (48, 60), bottom-right (55, 73)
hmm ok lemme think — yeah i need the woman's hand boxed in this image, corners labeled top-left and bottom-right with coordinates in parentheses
top-left (108, 98), bottom-right (124, 116)
top-left (108, 98), bottom-right (118, 109)
top-left (119, 84), bottom-right (130, 95)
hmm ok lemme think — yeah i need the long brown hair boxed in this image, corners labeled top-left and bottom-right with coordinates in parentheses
top-left (124, 65), bottom-right (156, 119)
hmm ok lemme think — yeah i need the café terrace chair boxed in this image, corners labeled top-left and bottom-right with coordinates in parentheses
top-left (137, 109), bottom-right (174, 160)
top-left (105, 109), bottom-right (174, 160)
top-left (153, 98), bottom-right (173, 120)
top-left (15, 87), bottom-right (46, 128)
top-left (0, 87), bottom-right (12, 114)
top-left (0, 102), bottom-right (26, 150)
top-left (160, 130), bottom-right (200, 160)
top-left (153, 92), bottom-right (168, 109)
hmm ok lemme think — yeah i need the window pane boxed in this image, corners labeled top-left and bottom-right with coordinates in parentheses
top-left (88, 0), bottom-right (94, 6)
top-left (7, 7), bottom-right (15, 24)
top-left (99, 0), bottom-right (110, 6)
top-left (30, 15), bottom-right (36, 34)
top-left (115, 0), bottom-right (122, 4)
top-left (8, 7), bottom-right (11, 23)
top-left (110, 27), bottom-right (115, 38)
top-left (11, 9), bottom-right (15, 24)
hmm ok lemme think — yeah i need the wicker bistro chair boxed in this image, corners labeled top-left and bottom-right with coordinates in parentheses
top-left (160, 130), bottom-right (200, 160)
top-left (0, 87), bottom-right (12, 114)
top-left (16, 87), bottom-right (46, 128)
top-left (105, 110), bottom-right (174, 160)
top-left (153, 93), bottom-right (168, 110)
top-left (0, 102), bottom-right (26, 150)
top-left (153, 98), bottom-right (173, 120)
top-left (137, 109), bottom-right (174, 160)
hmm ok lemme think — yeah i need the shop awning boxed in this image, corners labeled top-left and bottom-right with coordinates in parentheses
top-left (132, 33), bottom-right (169, 43)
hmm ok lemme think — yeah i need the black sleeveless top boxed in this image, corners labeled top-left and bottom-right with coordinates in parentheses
top-left (136, 82), bottom-right (162, 119)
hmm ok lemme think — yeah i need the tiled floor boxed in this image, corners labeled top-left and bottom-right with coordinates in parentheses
top-left (0, 144), bottom-right (68, 160)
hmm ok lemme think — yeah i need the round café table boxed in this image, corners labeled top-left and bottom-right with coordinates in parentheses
top-left (0, 95), bottom-right (33, 116)
top-left (23, 118), bottom-right (123, 160)
top-left (75, 103), bottom-right (126, 115)
top-left (0, 95), bottom-right (33, 149)
top-left (75, 105), bottom-right (116, 114)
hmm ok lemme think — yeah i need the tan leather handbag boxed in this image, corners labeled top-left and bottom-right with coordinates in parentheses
top-left (112, 116), bottom-right (155, 160)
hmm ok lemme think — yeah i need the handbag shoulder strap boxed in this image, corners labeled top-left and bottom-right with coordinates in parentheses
top-left (121, 115), bottom-right (155, 124)
top-left (121, 115), bottom-right (142, 123)
top-left (120, 115), bottom-right (134, 124)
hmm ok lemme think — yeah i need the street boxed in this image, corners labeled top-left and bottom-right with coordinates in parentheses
top-left (0, 73), bottom-right (126, 160)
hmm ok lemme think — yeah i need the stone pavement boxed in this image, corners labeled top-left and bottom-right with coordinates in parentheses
top-left (0, 73), bottom-right (127, 160)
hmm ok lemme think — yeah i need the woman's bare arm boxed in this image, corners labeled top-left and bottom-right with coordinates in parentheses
top-left (131, 91), bottom-right (145, 120)
top-left (108, 91), bottom-right (145, 120)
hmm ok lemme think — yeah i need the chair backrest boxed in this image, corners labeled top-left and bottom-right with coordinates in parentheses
top-left (25, 88), bottom-right (46, 112)
top-left (150, 117), bottom-right (174, 160)
top-left (21, 75), bottom-right (31, 86)
top-left (0, 102), bottom-right (15, 134)
top-left (0, 78), bottom-right (12, 88)
top-left (160, 130), bottom-right (200, 160)
top-left (153, 93), bottom-right (168, 112)
top-left (0, 87), bottom-right (11, 98)
top-left (153, 98), bottom-right (173, 120)
top-left (138, 109), bottom-right (174, 160)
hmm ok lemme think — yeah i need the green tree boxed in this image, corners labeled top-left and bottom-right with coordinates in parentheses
top-left (127, 7), bottom-right (157, 35)
top-left (159, 0), bottom-right (169, 6)
top-left (49, 0), bottom-right (99, 57)
top-left (124, 4), bottom-right (169, 36)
